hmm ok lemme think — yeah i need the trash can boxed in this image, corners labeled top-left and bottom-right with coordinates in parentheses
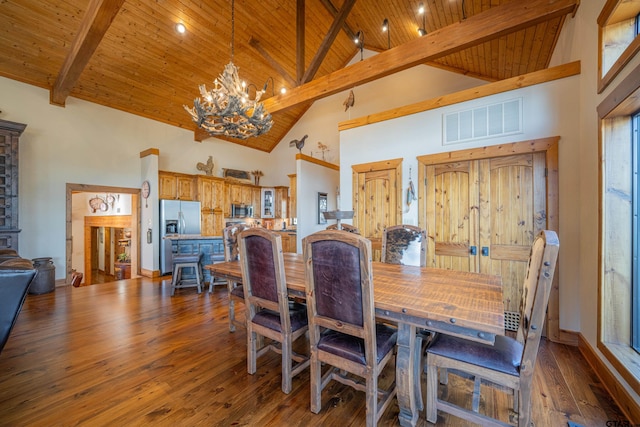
top-left (29, 257), bottom-right (55, 294)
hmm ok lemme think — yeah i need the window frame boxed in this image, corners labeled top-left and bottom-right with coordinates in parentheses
top-left (598, 61), bottom-right (640, 396)
top-left (597, 0), bottom-right (640, 93)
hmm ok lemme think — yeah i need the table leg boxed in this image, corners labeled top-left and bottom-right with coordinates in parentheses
top-left (396, 322), bottom-right (419, 427)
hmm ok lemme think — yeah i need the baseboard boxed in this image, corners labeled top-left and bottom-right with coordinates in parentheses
top-left (578, 333), bottom-right (640, 423)
top-left (140, 268), bottom-right (161, 278)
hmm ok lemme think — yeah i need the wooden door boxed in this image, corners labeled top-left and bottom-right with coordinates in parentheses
top-left (482, 153), bottom-right (547, 313)
top-left (353, 159), bottom-right (402, 261)
top-left (425, 160), bottom-right (480, 272)
top-left (424, 153), bottom-right (545, 313)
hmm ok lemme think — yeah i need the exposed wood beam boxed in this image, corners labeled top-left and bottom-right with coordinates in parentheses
top-left (319, 0), bottom-right (356, 42)
top-left (248, 37), bottom-right (297, 88)
top-left (263, 0), bottom-right (580, 114)
top-left (302, 0), bottom-right (356, 83)
top-left (50, 0), bottom-right (125, 106)
top-left (297, 0), bottom-right (305, 84)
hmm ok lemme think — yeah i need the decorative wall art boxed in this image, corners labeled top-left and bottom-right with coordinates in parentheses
top-left (223, 168), bottom-right (252, 184)
top-left (196, 156), bottom-right (214, 175)
top-left (318, 192), bottom-right (328, 224)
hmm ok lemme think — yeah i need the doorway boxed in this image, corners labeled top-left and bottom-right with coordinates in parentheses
top-left (66, 184), bottom-right (140, 286)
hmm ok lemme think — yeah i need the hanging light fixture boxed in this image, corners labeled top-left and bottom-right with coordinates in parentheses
top-left (382, 18), bottom-right (390, 49)
top-left (184, 0), bottom-right (273, 140)
top-left (354, 30), bottom-right (364, 61)
top-left (417, 2), bottom-right (427, 36)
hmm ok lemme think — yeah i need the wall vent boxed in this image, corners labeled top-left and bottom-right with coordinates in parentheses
top-left (443, 98), bottom-right (522, 145)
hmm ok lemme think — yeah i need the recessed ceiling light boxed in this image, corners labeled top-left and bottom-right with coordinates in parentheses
top-left (175, 23), bottom-right (186, 34)
top-left (280, 87), bottom-right (287, 94)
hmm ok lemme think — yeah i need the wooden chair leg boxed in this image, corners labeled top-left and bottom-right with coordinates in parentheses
top-left (247, 329), bottom-right (257, 375)
top-left (518, 387), bottom-right (531, 427)
top-left (229, 298), bottom-right (236, 332)
top-left (310, 354), bottom-right (322, 414)
top-left (281, 336), bottom-right (292, 394)
top-left (366, 375), bottom-right (377, 427)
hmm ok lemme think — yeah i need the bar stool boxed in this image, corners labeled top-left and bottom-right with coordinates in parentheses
top-left (170, 252), bottom-right (203, 296)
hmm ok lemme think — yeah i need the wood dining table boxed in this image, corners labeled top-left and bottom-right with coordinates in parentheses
top-left (205, 253), bottom-right (504, 427)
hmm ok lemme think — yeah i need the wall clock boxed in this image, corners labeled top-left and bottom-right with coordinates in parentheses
top-left (141, 180), bottom-right (150, 208)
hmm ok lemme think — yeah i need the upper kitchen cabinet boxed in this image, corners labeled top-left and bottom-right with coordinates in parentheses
top-left (159, 171), bottom-right (195, 201)
top-left (288, 174), bottom-right (296, 219)
top-left (225, 182), bottom-right (256, 216)
top-left (274, 186), bottom-right (289, 219)
top-left (197, 176), bottom-right (225, 236)
top-left (260, 187), bottom-right (275, 218)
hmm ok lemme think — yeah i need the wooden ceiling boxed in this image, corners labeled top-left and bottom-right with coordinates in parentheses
top-left (0, 0), bottom-right (579, 152)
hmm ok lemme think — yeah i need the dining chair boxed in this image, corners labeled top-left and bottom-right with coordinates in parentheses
top-left (325, 223), bottom-right (360, 234)
top-left (237, 227), bottom-right (310, 394)
top-left (217, 223), bottom-right (246, 332)
top-left (381, 224), bottom-right (426, 267)
top-left (424, 229), bottom-right (560, 427)
top-left (303, 229), bottom-right (397, 427)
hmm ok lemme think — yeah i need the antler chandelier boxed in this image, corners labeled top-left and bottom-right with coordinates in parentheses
top-left (184, 0), bottom-right (273, 140)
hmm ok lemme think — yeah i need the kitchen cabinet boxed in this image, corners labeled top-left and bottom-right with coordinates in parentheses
top-left (159, 171), bottom-right (195, 200)
top-left (0, 120), bottom-right (24, 250)
top-left (252, 187), bottom-right (261, 217)
top-left (288, 174), bottom-right (296, 219)
top-left (274, 186), bottom-right (289, 219)
top-left (225, 183), bottom-right (256, 216)
top-left (279, 232), bottom-right (297, 253)
top-left (197, 176), bottom-right (225, 236)
top-left (260, 187), bottom-right (275, 218)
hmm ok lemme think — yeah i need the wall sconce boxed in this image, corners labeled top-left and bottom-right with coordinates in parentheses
top-left (417, 2), bottom-right (426, 36)
top-left (354, 30), bottom-right (365, 61)
top-left (382, 18), bottom-right (390, 49)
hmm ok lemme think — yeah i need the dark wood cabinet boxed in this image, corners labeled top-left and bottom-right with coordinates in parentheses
top-left (0, 120), bottom-right (25, 251)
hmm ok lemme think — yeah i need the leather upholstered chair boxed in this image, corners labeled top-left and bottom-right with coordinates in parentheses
top-left (381, 224), bottom-right (426, 267)
top-left (0, 258), bottom-right (37, 353)
top-left (425, 230), bottom-right (560, 427)
top-left (303, 229), bottom-right (397, 427)
top-left (219, 223), bottom-right (246, 332)
top-left (325, 223), bottom-right (360, 234)
top-left (238, 227), bottom-right (310, 394)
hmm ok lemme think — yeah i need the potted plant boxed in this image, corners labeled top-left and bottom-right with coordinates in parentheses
top-left (117, 252), bottom-right (130, 263)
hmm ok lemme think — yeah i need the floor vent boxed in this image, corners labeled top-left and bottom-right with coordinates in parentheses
top-left (444, 98), bottom-right (522, 145)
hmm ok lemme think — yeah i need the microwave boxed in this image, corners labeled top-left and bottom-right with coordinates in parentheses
top-left (231, 204), bottom-right (253, 218)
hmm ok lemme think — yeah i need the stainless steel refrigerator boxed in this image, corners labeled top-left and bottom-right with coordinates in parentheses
top-left (160, 199), bottom-right (201, 275)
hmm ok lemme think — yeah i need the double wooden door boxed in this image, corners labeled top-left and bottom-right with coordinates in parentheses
top-left (418, 138), bottom-right (559, 318)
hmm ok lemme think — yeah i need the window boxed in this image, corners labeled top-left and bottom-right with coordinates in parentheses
top-left (597, 0), bottom-right (640, 93)
top-left (599, 61), bottom-right (640, 394)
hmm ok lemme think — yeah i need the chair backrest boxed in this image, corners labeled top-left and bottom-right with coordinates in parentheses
top-left (381, 224), bottom-right (427, 267)
top-left (238, 228), bottom-right (291, 324)
top-left (223, 224), bottom-right (247, 262)
top-left (517, 230), bottom-right (559, 378)
top-left (326, 223), bottom-right (360, 234)
top-left (303, 229), bottom-right (375, 343)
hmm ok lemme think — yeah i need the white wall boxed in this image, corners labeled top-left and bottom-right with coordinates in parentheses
top-left (295, 159), bottom-right (340, 251)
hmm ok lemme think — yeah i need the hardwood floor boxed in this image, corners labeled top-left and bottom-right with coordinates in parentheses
top-left (0, 277), bottom-right (628, 426)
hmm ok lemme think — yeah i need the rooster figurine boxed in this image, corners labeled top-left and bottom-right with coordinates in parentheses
top-left (196, 156), bottom-right (214, 176)
top-left (289, 134), bottom-right (308, 153)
